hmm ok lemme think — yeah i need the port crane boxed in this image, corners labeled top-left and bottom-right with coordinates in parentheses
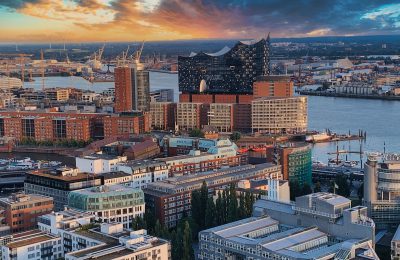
top-left (0, 53), bottom-right (33, 87)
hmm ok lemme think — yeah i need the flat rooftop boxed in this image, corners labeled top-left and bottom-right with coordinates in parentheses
top-left (28, 169), bottom-right (101, 182)
top-left (6, 231), bottom-right (57, 249)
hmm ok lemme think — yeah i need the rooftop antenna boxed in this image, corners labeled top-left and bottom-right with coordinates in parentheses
top-left (63, 42), bottom-right (66, 51)
top-left (49, 42), bottom-right (52, 49)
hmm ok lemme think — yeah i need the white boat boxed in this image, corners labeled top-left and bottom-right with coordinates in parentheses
top-left (306, 132), bottom-right (331, 143)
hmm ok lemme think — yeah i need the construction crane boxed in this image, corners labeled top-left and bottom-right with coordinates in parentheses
top-left (133, 41), bottom-right (145, 62)
top-left (0, 53), bottom-right (33, 87)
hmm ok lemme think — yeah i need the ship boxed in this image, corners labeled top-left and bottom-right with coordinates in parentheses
top-left (306, 132), bottom-right (331, 143)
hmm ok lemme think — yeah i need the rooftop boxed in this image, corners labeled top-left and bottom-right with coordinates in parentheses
top-left (0, 193), bottom-right (52, 205)
top-left (6, 230), bottom-right (58, 249)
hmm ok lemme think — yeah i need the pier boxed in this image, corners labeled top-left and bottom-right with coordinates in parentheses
top-left (298, 90), bottom-right (400, 101)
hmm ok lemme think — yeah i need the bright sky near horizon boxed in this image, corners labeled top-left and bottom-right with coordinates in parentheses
top-left (0, 0), bottom-right (399, 42)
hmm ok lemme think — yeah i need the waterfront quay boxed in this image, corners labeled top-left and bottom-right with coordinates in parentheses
top-left (312, 165), bottom-right (364, 182)
top-left (298, 90), bottom-right (400, 101)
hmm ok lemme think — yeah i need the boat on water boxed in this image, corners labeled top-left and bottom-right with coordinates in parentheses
top-left (306, 132), bottom-right (331, 143)
top-left (0, 157), bottom-right (62, 171)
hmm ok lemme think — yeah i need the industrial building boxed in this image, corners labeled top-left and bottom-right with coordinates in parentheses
top-left (199, 192), bottom-right (378, 260)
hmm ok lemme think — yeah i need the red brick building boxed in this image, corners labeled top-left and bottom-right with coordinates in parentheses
top-left (0, 193), bottom-right (53, 233)
top-left (114, 67), bottom-right (133, 113)
top-left (103, 112), bottom-right (150, 138)
top-left (253, 75), bottom-right (294, 98)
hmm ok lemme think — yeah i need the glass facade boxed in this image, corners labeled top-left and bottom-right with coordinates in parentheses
top-left (53, 119), bottom-right (66, 139)
top-left (288, 149), bottom-right (312, 185)
top-left (68, 187), bottom-right (144, 211)
top-left (22, 118), bottom-right (35, 138)
top-left (178, 38), bottom-right (271, 94)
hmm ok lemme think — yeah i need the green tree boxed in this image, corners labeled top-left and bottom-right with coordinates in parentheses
top-left (335, 175), bottom-right (350, 197)
top-left (244, 192), bottom-right (253, 217)
top-left (215, 192), bottom-right (224, 225)
top-left (190, 190), bottom-right (203, 229)
top-left (238, 193), bottom-right (246, 219)
top-left (290, 181), bottom-right (301, 201)
top-left (131, 215), bottom-right (146, 230)
top-left (301, 183), bottom-right (313, 196)
top-left (222, 189), bottom-right (227, 223)
top-left (227, 184), bottom-right (238, 222)
top-left (182, 221), bottom-right (195, 260)
top-left (189, 128), bottom-right (204, 138)
top-left (230, 132), bottom-right (241, 142)
top-left (314, 182), bottom-right (322, 193)
top-left (204, 197), bottom-right (216, 228)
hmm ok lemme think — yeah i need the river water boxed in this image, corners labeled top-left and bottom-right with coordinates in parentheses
top-left (24, 73), bottom-right (400, 165)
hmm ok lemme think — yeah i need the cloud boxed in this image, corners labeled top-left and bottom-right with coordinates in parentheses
top-left (1, 0), bottom-right (400, 42)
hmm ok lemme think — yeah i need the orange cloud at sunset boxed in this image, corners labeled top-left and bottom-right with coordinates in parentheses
top-left (0, 0), bottom-right (399, 42)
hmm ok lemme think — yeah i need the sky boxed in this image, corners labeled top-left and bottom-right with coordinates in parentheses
top-left (0, 0), bottom-right (399, 43)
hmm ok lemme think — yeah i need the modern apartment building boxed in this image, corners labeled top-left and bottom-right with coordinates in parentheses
top-left (0, 230), bottom-right (63, 260)
top-left (143, 163), bottom-right (281, 227)
top-left (24, 167), bottom-right (132, 211)
top-left (117, 160), bottom-right (169, 189)
top-left (150, 101), bottom-right (176, 130)
top-left (363, 153), bottom-right (400, 229)
top-left (0, 193), bottom-right (53, 233)
top-left (208, 103), bottom-right (234, 133)
top-left (251, 96), bottom-right (308, 134)
top-left (67, 185), bottom-right (145, 228)
top-left (176, 102), bottom-right (203, 131)
top-left (114, 65), bottom-right (150, 113)
top-left (275, 142), bottom-right (312, 185)
top-left (37, 210), bottom-right (170, 260)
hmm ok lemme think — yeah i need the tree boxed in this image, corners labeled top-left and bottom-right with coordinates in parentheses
top-left (244, 192), bottom-right (253, 217)
top-left (182, 221), bottom-right (195, 260)
top-left (204, 197), bottom-right (216, 228)
top-left (190, 190), bottom-right (203, 229)
top-left (314, 182), bottom-right (322, 193)
top-left (189, 128), bottom-right (204, 138)
top-left (132, 215), bottom-right (146, 230)
top-left (227, 184), bottom-right (238, 222)
top-left (335, 175), bottom-right (350, 197)
top-left (290, 181), bottom-right (301, 201)
top-left (238, 193), bottom-right (246, 219)
top-left (215, 192), bottom-right (224, 225)
top-left (301, 183), bottom-right (313, 196)
top-left (230, 132), bottom-right (241, 142)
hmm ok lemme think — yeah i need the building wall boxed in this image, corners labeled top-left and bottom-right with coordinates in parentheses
top-left (277, 144), bottom-right (312, 185)
top-left (103, 114), bottom-right (150, 138)
top-left (209, 103), bottom-right (233, 133)
top-left (253, 76), bottom-right (294, 98)
top-left (114, 67), bottom-right (132, 113)
top-left (0, 196), bottom-right (53, 233)
top-left (66, 118), bottom-right (91, 141)
top-left (176, 103), bottom-right (201, 131)
top-left (251, 97), bottom-right (308, 134)
top-left (150, 102), bottom-right (176, 130)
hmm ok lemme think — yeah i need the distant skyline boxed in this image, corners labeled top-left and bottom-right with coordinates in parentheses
top-left (0, 0), bottom-right (399, 43)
